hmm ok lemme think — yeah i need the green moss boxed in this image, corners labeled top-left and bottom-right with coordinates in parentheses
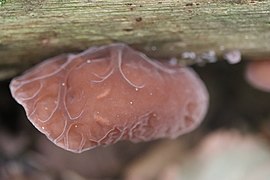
top-left (0, 0), bottom-right (6, 6)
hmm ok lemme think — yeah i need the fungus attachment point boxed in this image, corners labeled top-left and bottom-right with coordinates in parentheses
top-left (245, 60), bottom-right (270, 92)
top-left (10, 44), bottom-right (209, 153)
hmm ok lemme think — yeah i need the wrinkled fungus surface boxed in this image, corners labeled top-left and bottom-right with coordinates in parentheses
top-left (245, 60), bottom-right (270, 92)
top-left (10, 44), bottom-right (208, 153)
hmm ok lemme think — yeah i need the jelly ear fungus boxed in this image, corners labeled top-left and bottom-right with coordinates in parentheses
top-left (10, 44), bottom-right (209, 153)
top-left (245, 60), bottom-right (270, 92)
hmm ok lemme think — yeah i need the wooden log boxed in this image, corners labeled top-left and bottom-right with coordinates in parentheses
top-left (0, 0), bottom-right (270, 80)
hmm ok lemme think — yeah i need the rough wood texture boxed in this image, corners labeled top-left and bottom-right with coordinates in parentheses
top-left (0, 0), bottom-right (270, 80)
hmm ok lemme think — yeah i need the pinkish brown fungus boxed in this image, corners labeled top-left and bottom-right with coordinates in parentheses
top-left (245, 60), bottom-right (270, 92)
top-left (10, 44), bottom-right (208, 153)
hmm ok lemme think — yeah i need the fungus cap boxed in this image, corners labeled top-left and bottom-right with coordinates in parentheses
top-left (10, 44), bottom-right (208, 153)
top-left (245, 60), bottom-right (270, 92)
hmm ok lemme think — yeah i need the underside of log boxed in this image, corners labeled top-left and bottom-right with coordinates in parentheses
top-left (0, 0), bottom-right (270, 80)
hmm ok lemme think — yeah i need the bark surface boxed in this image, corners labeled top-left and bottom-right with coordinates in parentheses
top-left (0, 0), bottom-right (270, 79)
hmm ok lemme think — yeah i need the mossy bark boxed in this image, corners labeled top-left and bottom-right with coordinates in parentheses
top-left (0, 0), bottom-right (270, 80)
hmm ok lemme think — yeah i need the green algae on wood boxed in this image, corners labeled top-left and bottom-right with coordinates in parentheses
top-left (0, 0), bottom-right (6, 6)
